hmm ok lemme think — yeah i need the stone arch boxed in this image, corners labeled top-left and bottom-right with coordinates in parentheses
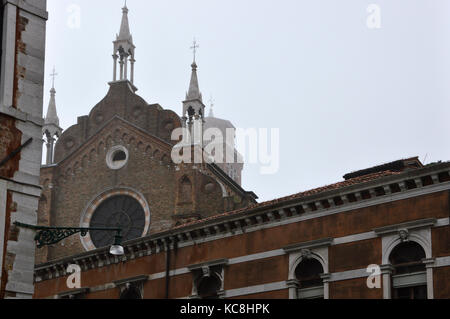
top-left (382, 233), bottom-right (432, 265)
top-left (114, 129), bottom-right (121, 140)
top-left (106, 135), bottom-right (114, 147)
top-left (289, 251), bottom-right (327, 280)
top-left (178, 175), bottom-right (193, 204)
top-left (80, 187), bottom-right (151, 252)
top-left (121, 133), bottom-right (128, 143)
top-left (82, 155), bottom-right (89, 168)
top-left (43, 179), bottom-right (50, 189)
top-left (97, 141), bottom-right (105, 155)
top-left (161, 154), bottom-right (170, 165)
top-left (89, 148), bottom-right (96, 161)
top-left (73, 162), bottom-right (80, 174)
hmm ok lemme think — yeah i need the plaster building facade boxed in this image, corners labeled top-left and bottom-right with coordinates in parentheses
top-left (0, 0), bottom-right (48, 299)
top-left (32, 6), bottom-right (450, 299)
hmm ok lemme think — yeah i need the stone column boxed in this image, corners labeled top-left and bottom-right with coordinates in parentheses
top-left (119, 56), bottom-right (124, 80)
top-left (380, 264), bottom-right (394, 299)
top-left (123, 54), bottom-right (128, 80)
top-left (130, 57), bottom-right (135, 84)
top-left (286, 279), bottom-right (299, 299)
top-left (45, 137), bottom-right (55, 165)
top-left (321, 273), bottom-right (331, 299)
top-left (423, 258), bottom-right (435, 299)
top-left (112, 54), bottom-right (118, 81)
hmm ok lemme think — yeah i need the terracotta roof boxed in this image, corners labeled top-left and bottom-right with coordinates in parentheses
top-left (172, 170), bottom-right (402, 230)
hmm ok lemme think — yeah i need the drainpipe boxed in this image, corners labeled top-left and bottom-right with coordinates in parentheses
top-left (164, 238), bottom-right (171, 299)
top-left (164, 236), bottom-right (179, 299)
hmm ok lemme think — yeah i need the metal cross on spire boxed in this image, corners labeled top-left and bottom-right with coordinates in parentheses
top-left (50, 67), bottom-right (58, 89)
top-left (190, 38), bottom-right (199, 63)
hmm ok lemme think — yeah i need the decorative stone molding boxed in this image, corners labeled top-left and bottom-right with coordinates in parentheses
top-left (285, 238), bottom-right (332, 299)
top-left (188, 259), bottom-right (228, 299)
top-left (398, 229), bottom-right (410, 242)
top-left (106, 145), bottom-right (129, 170)
top-left (374, 218), bottom-right (437, 236)
top-left (283, 238), bottom-right (334, 254)
top-left (57, 288), bottom-right (90, 299)
top-left (79, 187), bottom-right (151, 251)
top-left (114, 275), bottom-right (148, 299)
top-left (378, 220), bottom-right (435, 299)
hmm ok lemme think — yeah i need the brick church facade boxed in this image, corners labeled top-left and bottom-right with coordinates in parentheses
top-left (33, 6), bottom-right (450, 299)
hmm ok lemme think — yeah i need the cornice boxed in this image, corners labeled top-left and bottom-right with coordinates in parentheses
top-left (34, 162), bottom-right (450, 282)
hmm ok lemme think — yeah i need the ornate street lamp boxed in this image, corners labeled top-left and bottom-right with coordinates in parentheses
top-left (14, 222), bottom-right (124, 256)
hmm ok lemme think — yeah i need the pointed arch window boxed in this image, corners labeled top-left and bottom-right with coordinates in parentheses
top-left (179, 176), bottom-right (193, 204)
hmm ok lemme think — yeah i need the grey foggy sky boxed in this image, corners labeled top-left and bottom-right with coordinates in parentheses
top-left (43, 0), bottom-right (450, 202)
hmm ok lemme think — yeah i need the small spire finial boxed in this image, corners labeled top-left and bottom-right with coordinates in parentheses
top-left (190, 38), bottom-right (199, 64)
top-left (208, 96), bottom-right (214, 117)
top-left (50, 67), bottom-right (58, 89)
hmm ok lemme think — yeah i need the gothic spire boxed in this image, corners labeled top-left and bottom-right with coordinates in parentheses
top-left (43, 67), bottom-right (63, 165)
top-left (112, 3), bottom-right (136, 83)
top-left (182, 39), bottom-right (206, 129)
top-left (117, 3), bottom-right (132, 42)
top-left (186, 62), bottom-right (202, 101)
top-left (45, 68), bottom-right (60, 127)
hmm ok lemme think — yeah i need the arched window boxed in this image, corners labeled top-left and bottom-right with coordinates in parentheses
top-left (179, 176), bottom-right (193, 204)
top-left (120, 285), bottom-right (142, 299)
top-left (295, 258), bottom-right (324, 299)
top-left (197, 275), bottom-right (222, 299)
top-left (389, 241), bottom-right (427, 299)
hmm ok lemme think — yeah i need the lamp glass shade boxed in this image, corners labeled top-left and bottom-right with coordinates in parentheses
top-left (110, 245), bottom-right (124, 256)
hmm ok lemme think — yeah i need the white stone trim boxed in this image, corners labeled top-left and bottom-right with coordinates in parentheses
top-left (0, 180), bottom-right (8, 283)
top-left (379, 225), bottom-right (434, 299)
top-left (435, 256), bottom-right (450, 268)
top-left (229, 249), bottom-right (285, 265)
top-left (105, 145), bottom-right (129, 170)
top-left (224, 281), bottom-right (287, 298)
top-left (286, 243), bottom-right (329, 299)
top-left (0, 3), bottom-right (17, 109)
top-left (79, 187), bottom-right (151, 251)
top-left (328, 268), bottom-right (369, 282)
top-left (50, 254), bottom-right (450, 300)
top-left (392, 271), bottom-right (427, 289)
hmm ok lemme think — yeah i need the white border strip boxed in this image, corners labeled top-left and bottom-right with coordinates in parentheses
top-left (224, 281), bottom-right (287, 298)
top-left (0, 180), bottom-right (8, 283)
top-left (435, 256), bottom-right (450, 268)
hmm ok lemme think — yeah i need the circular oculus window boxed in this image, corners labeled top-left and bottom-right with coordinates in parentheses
top-left (106, 145), bottom-right (129, 170)
top-left (89, 195), bottom-right (146, 248)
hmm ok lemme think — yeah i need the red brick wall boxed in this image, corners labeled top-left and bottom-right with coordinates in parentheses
top-left (330, 239), bottom-right (382, 273)
top-left (433, 266), bottom-right (450, 299)
top-left (330, 277), bottom-right (383, 299)
top-left (34, 190), bottom-right (449, 299)
top-left (432, 226), bottom-right (450, 258)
